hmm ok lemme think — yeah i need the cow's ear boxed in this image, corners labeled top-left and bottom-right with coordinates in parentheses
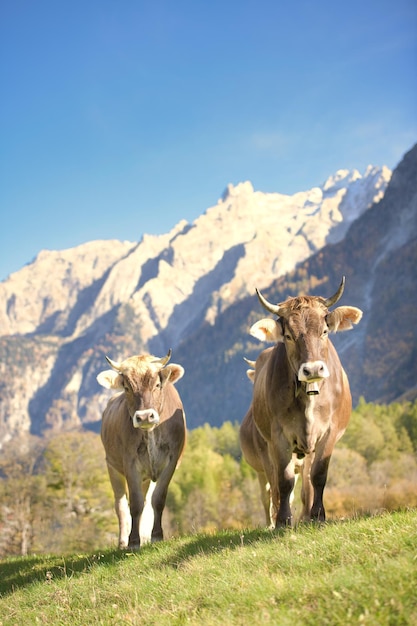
top-left (327, 306), bottom-right (363, 333)
top-left (250, 318), bottom-right (283, 343)
top-left (96, 370), bottom-right (124, 389)
top-left (160, 364), bottom-right (185, 386)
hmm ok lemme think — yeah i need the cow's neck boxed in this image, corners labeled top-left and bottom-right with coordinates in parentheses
top-left (145, 429), bottom-right (164, 479)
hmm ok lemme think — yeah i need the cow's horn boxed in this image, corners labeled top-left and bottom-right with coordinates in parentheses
top-left (243, 357), bottom-right (256, 368)
top-left (153, 349), bottom-right (172, 367)
top-left (105, 356), bottom-right (122, 371)
top-left (323, 276), bottom-right (345, 308)
top-left (255, 288), bottom-right (282, 316)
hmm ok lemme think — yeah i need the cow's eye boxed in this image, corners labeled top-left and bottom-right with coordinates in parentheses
top-left (322, 328), bottom-right (329, 338)
top-left (285, 333), bottom-right (293, 341)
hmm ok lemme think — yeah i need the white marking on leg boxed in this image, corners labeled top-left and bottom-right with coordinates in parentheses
top-left (139, 481), bottom-right (157, 545)
top-left (117, 494), bottom-right (131, 549)
top-left (265, 482), bottom-right (275, 529)
top-left (290, 473), bottom-right (299, 506)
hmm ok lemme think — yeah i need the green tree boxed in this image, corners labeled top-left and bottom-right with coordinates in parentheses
top-left (398, 401), bottom-right (417, 452)
top-left (0, 436), bottom-right (45, 556)
top-left (42, 431), bottom-right (114, 553)
top-left (168, 424), bottom-right (256, 533)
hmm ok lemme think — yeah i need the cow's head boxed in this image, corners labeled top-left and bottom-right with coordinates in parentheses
top-left (250, 277), bottom-right (362, 394)
top-left (97, 349), bottom-right (184, 430)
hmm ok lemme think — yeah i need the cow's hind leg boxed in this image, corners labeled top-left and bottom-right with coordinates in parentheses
top-left (257, 473), bottom-right (274, 528)
top-left (107, 464), bottom-right (131, 549)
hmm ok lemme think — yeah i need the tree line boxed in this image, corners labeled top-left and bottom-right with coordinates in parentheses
top-left (0, 399), bottom-right (416, 557)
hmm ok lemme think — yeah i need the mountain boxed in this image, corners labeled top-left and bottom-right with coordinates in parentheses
top-left (175, 144), bottom-right (417, 428)
top-left (1, 153), bottom-right (412, 446)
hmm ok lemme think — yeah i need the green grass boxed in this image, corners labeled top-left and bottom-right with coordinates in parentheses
top-left (0, 509), bottom-right (416, 625)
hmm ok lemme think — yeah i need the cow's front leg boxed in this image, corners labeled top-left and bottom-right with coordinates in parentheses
top-left (309, 436), bottom-right (335, 521)
top-left (271, 439), bottom-right (294, 527)
top-left (150, 459), bottom-right (178, 542)
top-left (107, 464), bottom-right (131, 549)
top-left (127, 472), bottom-right (144, 549)
top-left (139, 480), bottom-right (157, 545)
top-left (276, 462), bottom-right (295, 527)
top-left (300, 454), bottom-right (314, 521)
top-left (309, 454), bottom-right (331, 521)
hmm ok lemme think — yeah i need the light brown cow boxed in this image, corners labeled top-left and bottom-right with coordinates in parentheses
top-left (241, 277), bottom-right (362, 527)
top-left (97, 350), bottom-right (186, 549)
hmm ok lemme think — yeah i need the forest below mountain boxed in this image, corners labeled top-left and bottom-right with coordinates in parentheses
top-left (1, 399), bottom-right (416, 558)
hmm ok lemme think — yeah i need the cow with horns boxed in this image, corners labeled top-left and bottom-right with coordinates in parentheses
top-left (240, 277), bottom-right (362, 527)
top-left (97, 350), bottom-right (186, 549)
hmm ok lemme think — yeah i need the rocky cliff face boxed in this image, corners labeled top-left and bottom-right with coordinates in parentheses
top-left (0, 161), bottom-right (399, 445)
top-left (174, 144), bottom-right (417, 428)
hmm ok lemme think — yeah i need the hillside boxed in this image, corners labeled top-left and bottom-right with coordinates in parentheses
top-left (0, 510), bottom-right (416, 625)
top-left (1, 147), bottom-right (417, 442)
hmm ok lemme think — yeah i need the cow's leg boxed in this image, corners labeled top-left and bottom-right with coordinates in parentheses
top-left (139, 480), bottom-right (157, 545)
top-left (240, 415), bottom-right (277, 528)
top-left (309, 454), bottom-right (331, 521)
top-left (126, 468), bottom-right (144, 549)
top-left (256, 472), bottom-right (274, 528)
top-left (150, 485), bottom-right (167, 542)
top-left (300, 454), bottom-right (313, 521)
top-left (148, 460), bottom-right (178, 542)
top-left (276, 465), bottom-right (295, 527)
top-left (307, 434), bottom-right (336, 521)
top-left (261, 448), bottom-right (278, 528)
top-left (270, 439), bottom-right (294, 527)
top-left (107, 464), bottom-right (131, 549)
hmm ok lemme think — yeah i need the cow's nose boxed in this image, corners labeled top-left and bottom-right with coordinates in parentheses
top-left (298, 361), bottom-right (329, 382)
top-left (132, 409), bottom-right (160, 429)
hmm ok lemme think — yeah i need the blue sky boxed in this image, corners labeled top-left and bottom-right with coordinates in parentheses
top-left (1, 0), bottom-right (416, 282)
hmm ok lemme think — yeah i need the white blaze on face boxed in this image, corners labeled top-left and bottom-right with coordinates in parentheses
top-left (139, 480), bottom-right (157, 545)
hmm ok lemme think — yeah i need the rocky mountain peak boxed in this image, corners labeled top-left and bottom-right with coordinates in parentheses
top-left (221, 181), bottom-right (255, 201)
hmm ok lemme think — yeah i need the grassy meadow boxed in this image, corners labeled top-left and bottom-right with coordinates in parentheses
top-left (0, 509), bottom-right (416, 625)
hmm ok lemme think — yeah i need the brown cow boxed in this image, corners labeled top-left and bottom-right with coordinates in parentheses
top-left (241, 277), bottom-right (362, 527)
top-left (97, 349), bottom-right (186, 549)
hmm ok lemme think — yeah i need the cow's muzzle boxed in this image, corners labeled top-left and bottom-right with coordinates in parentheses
top-left (298, 361), bottom-right (329, 395)
top-left (132, 409), bottom-right (160, 430)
